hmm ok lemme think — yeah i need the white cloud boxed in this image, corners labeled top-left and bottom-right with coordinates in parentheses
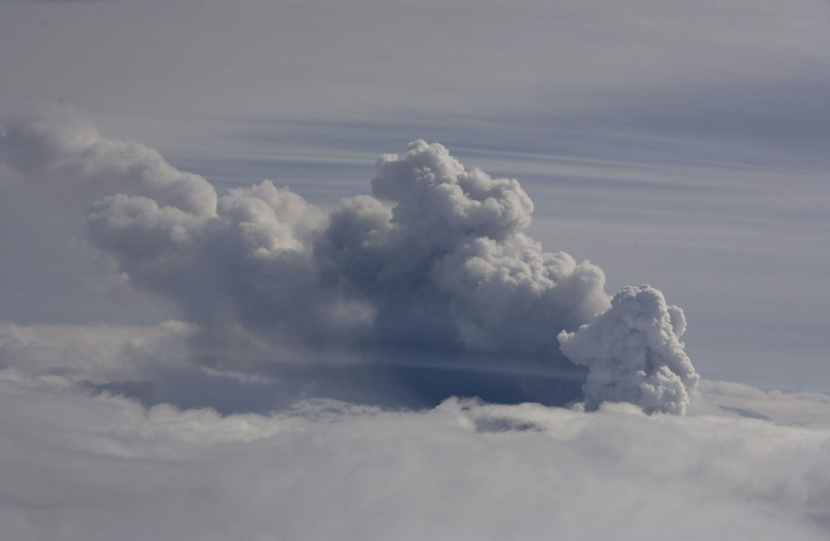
top-left (1, 372), bottom-right (829, 540)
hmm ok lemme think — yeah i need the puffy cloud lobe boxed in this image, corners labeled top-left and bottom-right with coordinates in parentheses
top-left (432, 238), bottom-right (608, 353)
top-left (558, 285), bottom-right (700, 414)
top-left (320, 140), bottom-right (610, 357)
top-left (371, 140), bottom-right (533, 247)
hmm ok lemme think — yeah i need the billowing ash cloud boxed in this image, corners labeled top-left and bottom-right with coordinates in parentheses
top-left (323, 141), bottom-right (610, 356)
top-left (558, 285), bottom-right (699, 414)
top-left (0, 111), bottom-right (699, 412)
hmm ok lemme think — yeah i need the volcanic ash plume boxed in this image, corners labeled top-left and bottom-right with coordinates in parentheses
top-left (1, 112), bottom-right (700, 413)
top-left (558, 285), bottom-right (699, 415)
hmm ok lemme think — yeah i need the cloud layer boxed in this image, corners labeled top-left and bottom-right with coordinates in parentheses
top-left (1, 371), bottom-right (829, 541)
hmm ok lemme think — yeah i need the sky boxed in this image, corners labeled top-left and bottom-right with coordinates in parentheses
top-left (1, 1), bottom-right (829, 539)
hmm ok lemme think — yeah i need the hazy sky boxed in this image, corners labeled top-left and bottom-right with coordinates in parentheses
top-left (1, 1), bottom-right (829, 539)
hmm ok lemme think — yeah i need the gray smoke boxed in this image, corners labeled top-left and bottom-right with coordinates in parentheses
top-left (558, 285), bottom-right (700, 415)
top-left (320, 140), bottom-right (610, 356)
top-left (1, 112), bottom-right (700, 413)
